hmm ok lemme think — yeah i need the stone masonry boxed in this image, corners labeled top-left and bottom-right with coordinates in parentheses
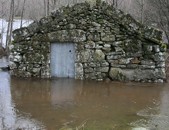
top-left (10, 0), bottom-right (167, 82)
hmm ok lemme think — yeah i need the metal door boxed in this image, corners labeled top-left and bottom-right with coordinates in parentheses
top-left (51, 43), bottom-right (75, 78)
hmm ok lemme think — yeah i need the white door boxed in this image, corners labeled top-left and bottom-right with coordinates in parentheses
top-left (51, 43), bottom-right (75, 78)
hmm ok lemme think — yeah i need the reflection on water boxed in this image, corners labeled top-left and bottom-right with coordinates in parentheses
top-left (0, 72), bottom-right (16, 129)
top-left (0, 70), bottom-right (169, 130)
top-left (51, 79), bottom-right (76, 108)
top-left (0, 71), bottom-right (45, 130)
top-left (132, 84), bottom-right (169, 130)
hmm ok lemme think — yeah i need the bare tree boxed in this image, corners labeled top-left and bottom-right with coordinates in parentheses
top-left (0, 0), bottom-right (6, 46)
top-left (140, 0), bottom-right (145, 24)
top-left (6, 0), bottom-right (14, 51)
top-left (44, 0), bottom-right (47, 16)
top-left (50, 0), bottom-right (58, 11)
top-left (20, 0), bottom-right (26, 28)
top-left (156, 0), bottom-right (169, 43)
top-left (111, 0), bottom-right (118, 8)
top-left (25, 0), bottom-right (45, 20)
top-left (145, 0), bottom-right (169, 43)
top-left (121, 0), bottom-right (146, 24)
top-left (47, 0), bottom-right (50, 16)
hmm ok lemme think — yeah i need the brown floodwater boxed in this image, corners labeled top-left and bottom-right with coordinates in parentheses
top-left (0, 71), bottom-right (169, 130)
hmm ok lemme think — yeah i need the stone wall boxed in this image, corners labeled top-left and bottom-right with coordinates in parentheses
top-left (10, 1), bottom-right (167, 82)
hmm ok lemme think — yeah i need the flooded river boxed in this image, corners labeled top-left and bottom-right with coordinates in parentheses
top-left (0, 71), bottom-right (169, 130)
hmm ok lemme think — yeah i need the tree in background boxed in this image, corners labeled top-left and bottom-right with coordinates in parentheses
top-left (20, 0), bottom-right (26, 28)
top-left (154, 0), bottom-right (169, 43)
top-left (47, 0), bottom-right (50, 16)
top-left (106, 0), bottom-right (118, 8)
top-left (141, 0), bottom-right (169, 43)
top-left (50, 0), bottom-right (58, 11)
top-left (0, 0), bottom-right (7, 46)
top-left (6, 0), bottom-right (14, 51)
top-left (136, 0), bottom-right (145, 24)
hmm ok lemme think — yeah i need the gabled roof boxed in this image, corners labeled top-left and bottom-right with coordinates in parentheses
top-left (13, 1), bottom-right (164, 45)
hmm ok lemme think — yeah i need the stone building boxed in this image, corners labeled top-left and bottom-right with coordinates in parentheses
top-left (10, 1), bottom-right (167, 82)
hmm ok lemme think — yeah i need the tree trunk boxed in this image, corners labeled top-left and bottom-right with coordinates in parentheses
top-left (0, 20), bottom-right (4, 47)
top-left (0, 2), bottom-right (4, 46)
top-left (6, 0), bottom-right (14, 54)
top-left (50, 0), bottom-right (58, 10)
top-left (44, 0), bottom-right (47, 16)
top-left (20, 0), bottom-right (26, 28)
top-left (141, 0), bottom-right (145, 24)
top-left (47, 0), bottom-right (49, 16)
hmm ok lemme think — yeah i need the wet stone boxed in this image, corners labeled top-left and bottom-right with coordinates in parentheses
top-left (154, 52), bottom-right (165, 62)
top-left (156, 62), bottom-right (165, 68)
top-left (115, 47), bottom-right (123, 52)
top-left (101, 33), bottom-right (115, 42)
top-left (153, 45), bottom-right (160, 52)
top-left (118, 58), bottom-right (132, 65)
top-left (85, 67), bottom-right (93, 73)
top-left (111, 41), bottom-right (123, 46)
top-left (96, 67), bottom-right (109, 73)
top-left (107, 55), bottom-right (123, 60)
top-left (111, 64), bottom-right (126, 68)
top-left (100, 61), bottom-right (109, 67)
top-left (139, 65), bottom-right (156, 69)
top-left (130, 58), bottom-right (141, 64)
top-left (141, 60), bottom-right (155, 66)
top-left (94, 49), bottom-right (105, 62)
top-left (126, 64), bottom-right (138, 69)
top-left (75, 63), bottom-right (83, 79)
top-left (85, 41), bottom-right (95, 48)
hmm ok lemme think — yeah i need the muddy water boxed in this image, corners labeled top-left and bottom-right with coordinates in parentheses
top-left (0, 71), bottom-right (169, 130)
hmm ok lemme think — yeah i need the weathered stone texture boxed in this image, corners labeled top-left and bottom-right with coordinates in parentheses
top-left (10, 1), bottom-right (167, 82)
